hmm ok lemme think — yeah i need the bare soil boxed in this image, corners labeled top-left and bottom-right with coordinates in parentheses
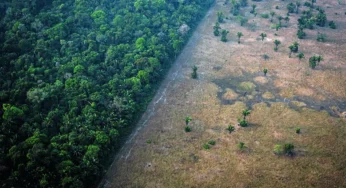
top-left (101, 0), bottom-right (346, 187)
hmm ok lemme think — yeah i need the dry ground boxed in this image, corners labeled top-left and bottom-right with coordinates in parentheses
top-left (101, 0), bottom-right (346, 187)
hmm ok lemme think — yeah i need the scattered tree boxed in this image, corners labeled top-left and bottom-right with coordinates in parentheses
top-left (260, 33), bottom-right (267, 41)
top-left (274, 39), bottom-right (281, 51)
top-left (213, 22), bottom-right (221, 36)
top-left (270, 11), bottom-right (276, 22)
top-left (309, 55), bottom-right (323, 69)
top-left (237, 32), bottom-right (243, 44)
top-left (242, 109), bottom-right (251, 120)
top-left (221, 29), bottom-right (229, 42)
top-left (317, 32), bottom-right (327, 42)
top-left (238, 142), bottom-right (245, 150)
top-left (227, 124), bottom-right (235, 133)
top-left (263, 68), bottom-right (268, 76)
top-left (191, 66), bottom-right (198, 79)
top-left (329, 21), bottom-right (336, 29)
top-left (296, 127), bottom-right (301, 134)
top-left (297, 52), bottom-right (305, 62)
top-left (250, 4), bottom-right (257, 14)
top-left (185, 116), bottom-right (192, 125)
top-left (185, 126), bottom-right (192, 132)
top-left (217, 11), bottom-right (224, 23)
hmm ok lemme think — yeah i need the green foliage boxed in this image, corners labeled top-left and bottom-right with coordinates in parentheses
top-left (298, 53), bottom-right (305, 61)
top-left (237, 16), bottom-right (248, 26)
top-left (274, 39), bottom-right (281, 52)
top-left (238, 119), bottom-right (248, 127)
top-left (317, 32), bottom-right (327, 42)
top-left (329, 21), bottom-right (336, 29)
top-left (208, 140), bottom-right (216, 145)
top-left (287, 2), bottom-right (297, 13)
top-left (0, 0), bottom-right (214, 187)
top-left (213, 22), bottom-right (221, 36)
top-left (274, 143), bottom-right (295, 156)
top-left (146, 139), bottom-right (152, 144)
top-left (227, 124), bottom-right (235, 133)
top-left (263, 68), bottom-right (268, 76)
top-left (185, 116), bottom-right (192, 125)
top-left (238, 142), bottom-right (245, 150)
top-left (237, 32), bottom-right (243, 44)
top-left (289, 42), bottom-right (299, 57)
top-left (203, 143), bottom-right (211, 150)
top-left (217, 11), bottom-right (225, 23)
top-left (309, 55), bottom-right (323, 69)
top-left (260, 33), bottom-right (267, 41)
top-left (2, 104), bottom-right (24, 120)
top-left (185, 126), bottom-right (192, 132)
top-left (221, 30), bottom-right (229, 42)
top-left (261, 13), bottom-right (269, 19)
top-left (250, 4), bottom-right (257, 14)
top-left (297, 28), bottom-right (306, 39)
top-left (296, 127), bottom-right (301, 134)
top-left (316, 10), bottom-right (327, 27)
top-left (191, 66), bottom-right (198, 79)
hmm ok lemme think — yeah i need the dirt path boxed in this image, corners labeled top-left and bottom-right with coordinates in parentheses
top-left (101, 0), bottom-right (346, 187)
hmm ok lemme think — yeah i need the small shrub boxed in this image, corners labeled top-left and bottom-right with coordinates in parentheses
top-left (238, 119), bottom-right (248, 127)
top-left (238, 142), bottom-right (245, 150)
top-left (203, 143), bottom-right (210, 150)
top-left (227, 124), bottom-right (235, 133)
top-left (273, 144), bottom-right (284, 155)
top-left (296, 127), bottom-right (301, 134)
top-left (263, 68), bottom-right (268, 76)
top-left (261, 13), bottom-right (269, 19)
top-left (185, 116), bottom-right (192, 125)
top-left (146, 139), bottom-right (152, 144)
top-left (191, 65), bottom-right (198, 79)
top-left (262, 54), bottom-right (269, 60)
top-left (317, 32), bottom-right (327, 42)
top-left (208, 140), bottom-right (216, 145)
top-left (185, 126), bottom-right (192, 132)
top-left (329, 21), bottom-right (336, 29)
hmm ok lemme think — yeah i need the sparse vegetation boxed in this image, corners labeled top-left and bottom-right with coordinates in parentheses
top-left (317, 32), bottom-right (327, 42)
top-left (208, 140), bottom-right (216, 145)
top-left (260, 33), bottom-right (267, 41)
top-left (213, 22), bottom-right (221, 36)
top-left (288, 42), bottom-right (299, 57)
top-left (237, 32), bottom-right (243, 44)
top-left (221, 29), bottom-right (229, 42)
top-left (192, 66), bottom-right (198, 79)
top-left (309, 55), bottom-right (324, 69)
top-left (238, 142), bottom-right (245, 150)
top-left (273, 143), bottom-right (295, 156)
top-left (263, 68), bottom-right (268, 76)
top-left (329, 21), bottom-right (336, 29)
top-left (298, 53), bottom-right (305, 62)
top-left (250, 4), bottom-right (257, 14)
top-left (185, 126), bottom-right (192, 132)
top-left (270, 11), bottom-right (276, 22)
top-left (203, 143), bottom-right (210, 150)
top-left (185, 116), bottom-right (192, 125)
top-left (227, 124), bottom-right (235, 133)
top-left (274, 39), bottom-right (281, 52)
top-left (296, 127), bottom-right (301, 134)
top-left (217, 11), bottom-right (225, 23)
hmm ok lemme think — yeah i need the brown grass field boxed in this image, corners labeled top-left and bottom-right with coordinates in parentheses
top-left (101, 0), bottom-right (346, 187)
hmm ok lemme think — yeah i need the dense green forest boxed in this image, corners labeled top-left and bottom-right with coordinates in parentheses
top-left (0, 0), bottom-right (213, 187)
